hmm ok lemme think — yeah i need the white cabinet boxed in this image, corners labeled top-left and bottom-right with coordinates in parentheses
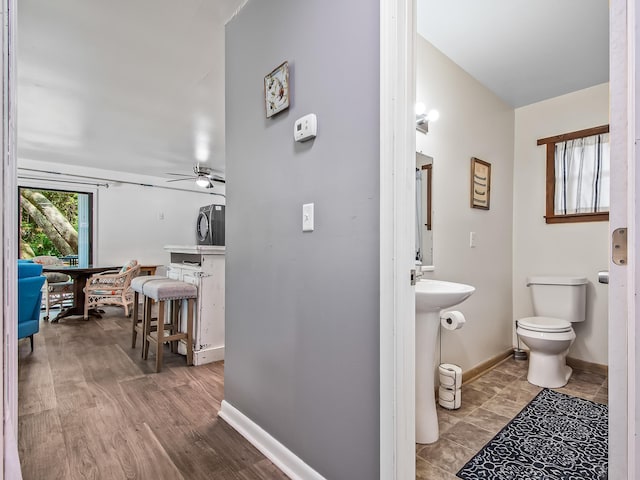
top-left (164, 245), bottom-right (225, 365)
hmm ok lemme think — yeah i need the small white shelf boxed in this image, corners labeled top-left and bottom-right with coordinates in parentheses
top-left (163, 245), bottom-right (225, 255)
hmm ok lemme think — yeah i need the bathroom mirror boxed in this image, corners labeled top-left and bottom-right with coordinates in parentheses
top-left (416, 152), bottom-right (433, 267)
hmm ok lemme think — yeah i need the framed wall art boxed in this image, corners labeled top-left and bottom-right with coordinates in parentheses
top-left (470, 157), bottom-right (491, 210)
top-left (264, 61), bottom-right (290, 118)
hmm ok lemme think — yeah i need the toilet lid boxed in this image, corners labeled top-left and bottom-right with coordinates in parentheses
top-left (518, 316), bottom-right (572, 333)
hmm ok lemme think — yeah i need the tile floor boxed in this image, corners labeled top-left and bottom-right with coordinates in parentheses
top-left (415, 357), bottom-right (608, 479)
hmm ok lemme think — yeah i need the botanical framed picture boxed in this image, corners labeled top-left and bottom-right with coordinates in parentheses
top-left (470, 157), bottom-right (491, 210)
top-left (264, 61), bottom-right (290, 118)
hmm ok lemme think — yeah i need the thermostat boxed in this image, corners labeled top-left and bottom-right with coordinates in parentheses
top-left (294, 113), bottom-right (317, 142)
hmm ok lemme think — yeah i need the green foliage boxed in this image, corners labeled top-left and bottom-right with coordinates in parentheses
top-left (44, 190), bottom-right (78, 229)
top-left (20, 189), bottom-right (78, 257)
top-left (23, 232), bottom-right (59, 257)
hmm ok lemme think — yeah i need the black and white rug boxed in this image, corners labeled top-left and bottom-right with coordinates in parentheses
top-left (457, 388), bottom-right (608, 480)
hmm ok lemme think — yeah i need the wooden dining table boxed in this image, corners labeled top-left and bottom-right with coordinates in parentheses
top-left (42, 265), bottom-right (120, 322)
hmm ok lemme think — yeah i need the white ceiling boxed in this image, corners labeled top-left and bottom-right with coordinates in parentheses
top-left (417, 0), bottom-right (609, 108)
top-left (17, 1), bottom-right (609, 178)
top-left (17, 0), bottom-right (245, 178)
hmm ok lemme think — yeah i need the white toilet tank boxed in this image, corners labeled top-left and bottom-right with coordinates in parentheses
top-left (527, 276), bottom-right (588, 323)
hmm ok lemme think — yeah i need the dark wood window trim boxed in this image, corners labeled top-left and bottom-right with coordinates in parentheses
top-left (421, 164), bottom-right (432, 230)
top-left (537, 125), bottom-right (609, 224)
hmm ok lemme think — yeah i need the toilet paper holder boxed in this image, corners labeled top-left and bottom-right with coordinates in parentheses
top-left (440, 310), bottom-right (466, 330)
top-left (438, 363), bottom-right (462, 409)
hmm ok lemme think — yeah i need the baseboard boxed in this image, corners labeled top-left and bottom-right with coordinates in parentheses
top-left (462, 348), bottom-right (515, 385)
top-left (218, 400), bottom-right (326, 480)
top-left (193, 345), bottom-right (224, 365)
top-left (567, 356), bottom-right (608, 376)
top-left (177, 342), bottom-right (224, 365)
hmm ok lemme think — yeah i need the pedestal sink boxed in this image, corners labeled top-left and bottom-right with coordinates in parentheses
top-left (415, 279), bottom-right (475, 444)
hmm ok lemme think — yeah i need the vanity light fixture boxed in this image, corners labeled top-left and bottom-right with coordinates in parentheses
top-left (415, 103), bottom-right (440, 134)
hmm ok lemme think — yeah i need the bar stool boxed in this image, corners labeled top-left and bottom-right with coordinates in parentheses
top-left (130, 275), bottom-right (168, 350)
top-left (141, 280), bottom-right (197, 372)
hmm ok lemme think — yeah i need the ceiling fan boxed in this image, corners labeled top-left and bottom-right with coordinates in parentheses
top-left (165, 165), bottom-right (225, 189)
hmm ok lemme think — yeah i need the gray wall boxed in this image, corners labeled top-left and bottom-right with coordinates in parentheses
top-left (225, 1), bottom-right (380, 478)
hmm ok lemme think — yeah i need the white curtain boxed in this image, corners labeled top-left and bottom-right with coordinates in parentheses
top-left (554, 133), bottom-right (610, 215)
top-left (78, 193), bottom-right (90, 267)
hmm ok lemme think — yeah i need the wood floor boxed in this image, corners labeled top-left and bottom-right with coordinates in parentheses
top-left (18, 308), bottom-right (289, 480)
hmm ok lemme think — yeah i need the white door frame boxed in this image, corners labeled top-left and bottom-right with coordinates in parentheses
top-left (2, 0), bottom-right (20, 477)
top-left (609, 0), bottom-right (637, 478)
top-left (632, 2), bottom-right (640, 475)
top-left (627, 2), bottom-right (640, 477)
top-left (379, 0), bottom-right (416, 478)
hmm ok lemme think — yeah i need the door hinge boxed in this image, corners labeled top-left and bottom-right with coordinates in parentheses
top-left (410, 269), bottom-right (417, 286)
top-left (612, 227), bottom-right (628, 266)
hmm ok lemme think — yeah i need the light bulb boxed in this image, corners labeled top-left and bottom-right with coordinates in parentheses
top-left (415, 102), bottom-right (426, 116)
top-left (427, 109), bottom-right (440, 122)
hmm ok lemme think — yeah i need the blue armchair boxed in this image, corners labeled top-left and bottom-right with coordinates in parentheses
top-left (18, 262), bottom-right (46, 352)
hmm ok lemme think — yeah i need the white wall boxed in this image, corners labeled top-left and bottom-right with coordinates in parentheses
top-left (18, 159), bottom-right (224, 266)
top-left (416, 37), bottom-right (515, 372)
top-left (513, 83), bottom-right (609, 365)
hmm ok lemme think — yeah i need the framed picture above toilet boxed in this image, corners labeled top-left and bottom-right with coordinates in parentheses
top-left (470, 157), bottom-right (491, 210)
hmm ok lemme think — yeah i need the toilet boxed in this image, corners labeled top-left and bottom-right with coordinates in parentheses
top-left (516, 276), bottom-right (587, 388)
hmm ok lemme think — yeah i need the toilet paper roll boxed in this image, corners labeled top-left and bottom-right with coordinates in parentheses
top-left (438, 386), bottom-right (461, 409)
top-left (439, 363), bottom-right (462, 389)
top-left (440, 310), bottom-right (466, 331)
top-left (439, 398), bottom-right (460, 410)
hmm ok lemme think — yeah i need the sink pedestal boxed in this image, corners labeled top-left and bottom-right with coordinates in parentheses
top-left (414, 279), bottom-right (475, 445)
top-left (415, 310), bottom-right (441, 444)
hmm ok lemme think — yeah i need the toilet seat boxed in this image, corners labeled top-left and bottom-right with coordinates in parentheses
top-left (518, 316), bottom-right (572, 333)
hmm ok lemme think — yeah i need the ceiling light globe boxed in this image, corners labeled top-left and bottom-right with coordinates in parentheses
top-left (195, 175), bottom-right (210, 188)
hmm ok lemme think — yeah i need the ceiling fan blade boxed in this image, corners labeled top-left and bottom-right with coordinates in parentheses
top-left (166, 177), bottom-right (192, 183)
top-left (163, 166), bottom-right (225, 187)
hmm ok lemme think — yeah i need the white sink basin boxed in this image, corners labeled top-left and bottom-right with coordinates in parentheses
top-left (415, 279), bottom-right (476, 312)
top-left (415, 278), bottom-right (475, 444)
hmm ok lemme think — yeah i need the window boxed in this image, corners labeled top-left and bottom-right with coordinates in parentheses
top-left (19, 187), bottom-right (93, 265)
top-left (537, 125), bottom-right (610, 224)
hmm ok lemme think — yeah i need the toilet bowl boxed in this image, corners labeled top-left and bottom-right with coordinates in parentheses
top-left (515, 276), bottom-right (587, 388)
top-left (516, 317), bottom-right (575, 388)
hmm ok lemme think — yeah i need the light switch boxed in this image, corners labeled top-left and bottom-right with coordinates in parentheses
top-left (302, 203), bottom-right (314, 232)
top-left (469, 232), bottom-right (476, 248)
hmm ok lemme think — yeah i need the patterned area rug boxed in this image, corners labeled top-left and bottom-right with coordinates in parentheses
top-left (457, 388), bottom-right (608, 480)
